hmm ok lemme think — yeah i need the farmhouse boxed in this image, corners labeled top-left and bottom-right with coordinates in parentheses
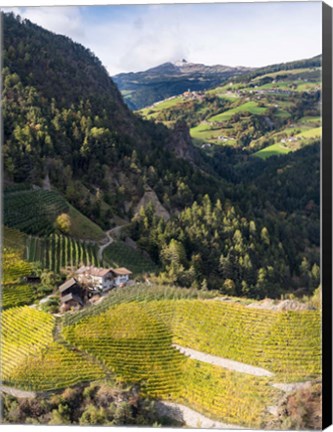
top-left (74, 265), bottom-right (132, 292)
top-left (59, 277), bottom-right (84, 308)
top-left (110, 267), bottom-right (132, 286)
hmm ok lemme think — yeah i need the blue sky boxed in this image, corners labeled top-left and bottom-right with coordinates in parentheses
top-left (4, 2), bottom-right (322, 75)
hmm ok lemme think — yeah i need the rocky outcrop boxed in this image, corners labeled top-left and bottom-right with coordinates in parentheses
top-left (135, 187), bottom-right (170, 221)
top-left (168, 121), bottom-right (197, 162)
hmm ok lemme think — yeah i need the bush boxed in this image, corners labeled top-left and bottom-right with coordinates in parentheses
top-left (55, 213), bottom-right (72, 234)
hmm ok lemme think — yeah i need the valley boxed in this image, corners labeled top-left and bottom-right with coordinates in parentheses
top-left (1, 11), bottom-right (322, 429)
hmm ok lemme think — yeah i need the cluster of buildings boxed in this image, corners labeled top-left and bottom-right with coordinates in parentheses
top-left (182, 89), bottom-right (205, 101)
top-left (59, 265), bottom-right (132, 310)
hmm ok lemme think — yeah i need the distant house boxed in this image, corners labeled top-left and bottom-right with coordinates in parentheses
top-left (59, 277), bottom-right (84, 308)
top-left (74, 265), bottom-right (132, 292)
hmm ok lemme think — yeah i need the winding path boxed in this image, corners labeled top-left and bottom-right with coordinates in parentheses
top-left (97, 229), bottom-right (114, 262)
top-left (155, 401), bottom-right (244, 429)
top-left (173, 344), bottom-right (274, 377)
top-left (97, 224), bottom-right (131, 262)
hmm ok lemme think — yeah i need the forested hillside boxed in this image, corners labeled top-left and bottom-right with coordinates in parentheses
top-left (2, 12), bottom-right (320, 299)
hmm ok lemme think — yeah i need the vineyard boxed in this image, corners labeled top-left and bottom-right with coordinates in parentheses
top-left (2, 248), bottom-right (46, 309)
top-left (3, 284), bottom-right (40, 310)
top-left (62, 284), bottom-right (218, 326)
top-left (61, 299), bottom-right (284, 427)
top-left (3, 226), bottom-right (27, 256)
top-left (3, 249), bottom-right (36, 285)
top-left (25, 234), bottom-right (101, 273)
top-left (0, 289), bottom-right (322, 426)
top-left (177, 358), bottom-right (279, 427)
top-left (4, 188), bottom-right (69, 235)
top-left (167, 300), bottom-right (321, 382)
top-left (1, 307), bottom-right (104, 391)
top-left (2, 306), bottom-right (55, 381)
top-left (62, 303), bottom-right (185, 399)
top-left (103, 241), bottom-right (159, 275)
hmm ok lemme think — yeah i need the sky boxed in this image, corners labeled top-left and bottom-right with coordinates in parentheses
top-left (2, 1), bottom-right (322, 76)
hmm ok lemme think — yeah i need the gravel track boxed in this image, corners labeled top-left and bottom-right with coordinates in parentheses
top-left (156, 401), bottom-right (244, 429)
top-left (173, 344), bottom-right (274, 377)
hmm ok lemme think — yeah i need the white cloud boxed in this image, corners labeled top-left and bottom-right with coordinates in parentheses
top-left (2, 3), bottom-right (322, 76)
top-left (3, 6), bottom-right (85, 40)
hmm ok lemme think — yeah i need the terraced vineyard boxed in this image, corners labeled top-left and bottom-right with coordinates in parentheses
top-left (3, 249), bottom-right (36, 285)
top-left (4, 188), bottom-right (69, 235)
top-left (3, 226), bottom-right (27, 256)
top-left (26, 234), bottom-right (101, 273)
top-left (62, 303), bottom-right (185, 398)
top-left (2, 248), bottom-right (46, 309)
top-left (2, 306), bottom-right (55, 382)
top-left (167, 300), bottom-right (321, 382)
top-left (59, 292), bottom-right (321, 426)
top-left (1, 307), bottom-right (104, 391)
top-left (63, 284), bottom-right (217, 326)
top-left (103, 240), bottom-right (159, 275)
top-left (177, 358), bottom-right (279, 427)
top-left (1, 288), bottom-right (322, 426)
top-left (3, 284), bottom-right (40, 310)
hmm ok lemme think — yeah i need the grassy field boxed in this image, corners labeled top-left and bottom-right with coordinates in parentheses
top-left (295, 127), bottom-right (321, 139)
top-left (68, 205), bottom-right (105, 241)
top-left (190, 122), bottom-right (236, 145)
top-left (139, 96), bottom-right (183, 118)
top-left (208, 101), bottom-right (267, 123)
top-left (254, 143), bottom-right (291, 159)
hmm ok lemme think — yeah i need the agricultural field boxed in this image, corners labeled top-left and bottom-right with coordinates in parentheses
top-left (252, 117), bottom-right (321, 158)
top-left (139, 96), bottom-right (184, 119)
top-left (3, 186), bottom-right (104, 241)
top-left (136, 63), bottom-right (321, 158)
top-left (60, 294), bottom-right (320, 426)
top-left (3, 226), bottom-right (27, 256)
top-left (2, 249), bottom-right (36, 285)
top-left (3, 284), bottom-right (41, 310)
top-left (207, 101), bottom-right (268, 123)
top-left (2, 247), bottom-right (47, 309)
top-left (103, 240), bottom-right (159, 275)
top-left (1, 306), bottom-right (104, 391)
top-left (3, 188), bottom-right (69, 236)
top-left (1, 286), bottom-right (321, 426)
top-left (177, 358), bottom-right (279, 427)
top-left (26, 233), bottom-right (101, 273)
top-left (254, 143), bottom-right (291, 159)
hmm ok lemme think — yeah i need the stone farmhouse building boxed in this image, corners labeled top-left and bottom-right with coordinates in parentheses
top-left (59, 266), bottom-right (132, 310)
top-left (74, 265), bottom-right (132, 292)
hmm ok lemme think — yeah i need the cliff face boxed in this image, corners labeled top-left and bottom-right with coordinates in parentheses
top-left (168, 121), bottom-right (198, 163)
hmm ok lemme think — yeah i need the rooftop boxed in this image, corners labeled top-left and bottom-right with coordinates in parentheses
top-left (112, 267), bottom-right (132, 276)
top-left (59, 277), bottom-right (78, 293)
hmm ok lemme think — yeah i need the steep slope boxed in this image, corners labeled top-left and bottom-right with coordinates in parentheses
top-left (2, 13), bottom-right (219, 229)
top-left (113, 59), bottom-right (252, 110)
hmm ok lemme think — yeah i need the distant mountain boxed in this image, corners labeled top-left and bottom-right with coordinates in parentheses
top-left (113, 60), bottom-right (253, 110)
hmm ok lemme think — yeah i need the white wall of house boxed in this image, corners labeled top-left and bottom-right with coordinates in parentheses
top-left (114, 275), bottom-right (129, 286)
